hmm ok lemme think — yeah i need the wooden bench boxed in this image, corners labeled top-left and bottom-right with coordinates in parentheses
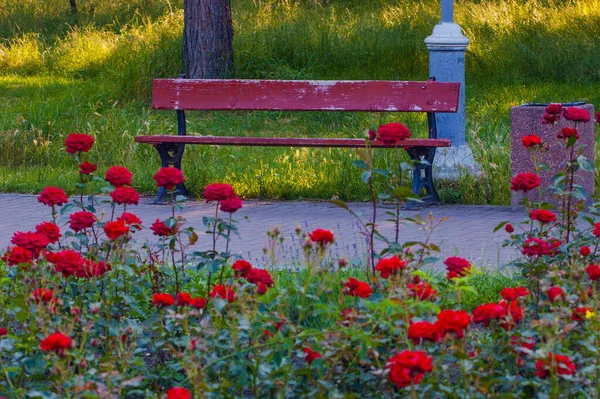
top-left (135, 77), bottom-right (459, 206)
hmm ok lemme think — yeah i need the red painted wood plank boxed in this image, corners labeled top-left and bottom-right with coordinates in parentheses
top-left (152, 79), bottom-right (459, 113)
top-left (134, 135), bottom-right (451, 149)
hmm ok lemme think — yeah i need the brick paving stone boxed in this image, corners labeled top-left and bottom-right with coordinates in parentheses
top-left (0, 194), bottom-right (525, 270)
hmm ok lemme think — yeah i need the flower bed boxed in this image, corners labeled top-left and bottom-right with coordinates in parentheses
top-left (1, 114), bottom-right (600, 398)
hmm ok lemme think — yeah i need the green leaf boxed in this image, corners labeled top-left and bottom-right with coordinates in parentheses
top-left (578, 155), bottom-right (595, 172)
top-left (329, 199), bottom-right (348, 210)
top-left (361, 171), bottom-right (372, 184)
top-left (352, 160), bottom-right (367, 170)
top-left (372, 168), bottom-right (390, 177)
top-left (392, 187), bottom-right (417, 200)
top-left (493, 221), bottom-right (507, 232)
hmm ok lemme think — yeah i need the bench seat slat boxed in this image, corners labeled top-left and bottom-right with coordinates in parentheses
top-left (134, 135), bottom-right (451, 149)
top-left (153, 79), bottom-right (459, 113)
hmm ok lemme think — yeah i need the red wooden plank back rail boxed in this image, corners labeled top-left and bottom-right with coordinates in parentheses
top-left (136, 78), bottom-right (460, 205)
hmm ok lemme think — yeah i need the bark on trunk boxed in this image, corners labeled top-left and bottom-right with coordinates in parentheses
top-left (183, 0), bottom-right (234, 79)
top-left (69, 0), bottom-right (77, 15)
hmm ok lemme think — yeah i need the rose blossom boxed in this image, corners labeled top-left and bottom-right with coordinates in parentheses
top-left (580, 246), bottom-right (591, 257)
top-left (377, 122), bottom-right (411, 145)
top-left (586, 264), bottom-right (600, 280)
top-left (529, 209), bottom-right (556, 224)
top-left (104, 220), bottom-right (129, 240)
top-left (505, 223), bottom-right (514, 233)
top-left (2, 246), bottom-right (32, 266)
top-left (35, 222), bottom-right (61, 243)
top-left (68, 211), bottom-right (96, 232)
top-left (246, 268), bottom-right (274, 288)
top-left (110, 187), bottom-right (140, 205)
top-left (510, 173), bottom-right (541, 192)
top-left (37, 187), bottom-right (69, 207)
top-left (547, 286), bottom-right (564, 303)
top-left (203, 183), bottom-right (235, 202)
top-left (232, 259), bottom-right (252, 277)
top-left (64, 133), bottom-right (94, 154)
top-left (557, 127), bottom-right (579, 140)
top-left (40, 332), bottom-right (72, 353)
top-left (191, 297), bottom-right (207, 309)
top-left (47, 249), bottom-right (85, 277)
top-left (303, 347), bottom-right (322, 364)
top-left (117, 212), bottom-right (142, 230)
top-left (78, 161), bottom-right (97, 175)
top-left (375, 256), bottom-right (407, 279)
top-left (408, 281), bottom-right (437, 300)
top-left (11, 231), bottom-right (50, 254)
top-left (153, 167), bottom-right (186, 190)
top-left (150, 219), bottom-right (178, 236)
top-left (152, 293), bottom-right (175, 307)
top-left (308, 228), bottom-right (335, 246)
top-left (343, 278), bottom-right (372, 298)
top-left (545, 103), bottom-right (563, 115)
top-left (522, 134), bottom-right (541, 148)
top-left (571, 307), bottom-right (594, 322)
top-left (444, 256), bottom-right (471, 279)
top-left (105, 166), bottom-right (133, 187)
top-left (0, 328), bottom-right (6, 336)
top-left (32, 288), bottom-right (54, 303)
top-left (563, 107), bottom-right (590, 123)
top-left (209, 285), bottom-right (235, 303)
top-left (472, 303), bottom-right (506, 326)
top-left (522, 237), bottom-right (554, 257)
top-left (500, 287), bottom-right (530, 301)
top-left (593, 222), bottom-right (600, 237)
top-left (535, 353), bottom-right (576, 379)
top-left (499, 300), bottom-right (524, 330)
top-left (177, 292), bottom-right (193, 307)
top-left (80, 259), bottom-right (111, 278)
top-left (407, 321), bottom-right (441, 344)
top-left (386, 350), bottom-right (433, 389)
top-left (166, 387), bottom-right (191, 399)
top-left (434, 309), bottom-right (470, 339)
top-left (220, 195), bottom-right (243, 213)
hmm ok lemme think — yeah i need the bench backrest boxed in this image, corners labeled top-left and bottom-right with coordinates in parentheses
top-left (152, 79), bottom-right (459, 113)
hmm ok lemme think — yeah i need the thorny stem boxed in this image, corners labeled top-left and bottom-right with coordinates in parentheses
top-left (207, 202), bottom-right (220, 295)
top-left (368, 176), bottom-right (377, 278)
top-left (565, 144), bottom-right (576, 243)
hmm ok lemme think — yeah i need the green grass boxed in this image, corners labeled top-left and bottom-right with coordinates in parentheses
top-left (1, 0), bottom-right (600, 204)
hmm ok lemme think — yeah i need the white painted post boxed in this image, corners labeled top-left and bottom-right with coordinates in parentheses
top-left (425, 0), bottom-right (480, 178)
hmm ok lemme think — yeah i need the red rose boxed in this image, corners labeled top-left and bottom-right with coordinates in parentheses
top-left (177, 292), bottom-right (193, 306)
top-left (343, 277), bottom-right (372, 298)
top-left (11, 231), bottom-right (50, 254)
top-left (547, 286), bottom-right (564, 303)
top-left (563, 107), bottom-right (590, 123)
top-left (47, 249), bottom-right (85, 277)
top-left (68, 211), bottom-right (96, 232)
top-left (340, 308), bottom-right (360, 326)
top-left (535, 353), bottom-right (576, 379)
top-left (104, 220), bottom-right (129, 240)
top-left (596, 111), bottom-right (600, 124)
top-left (386, 350), bottom-right (432, 389)
top-left (153, 167), bottom-right (186, 190)
top-left (545, 103), bottom-right (563, 115)
top-left (377, 122), bottom-right (411, 146)
top-left (118, 212), bottom-right (142, 230)
top-left (368, 129), bottom-right (377, 141)
top-left (0, 328), bottom-right (7, 336)
top-left (309, 228), bottom-right (335, 246)
top-left (209, 285), bottom-right (235, 302)
top-left (542, 112), bottom-right (558, 124)
top-left (511, 335), bottom-right (535, 355)
top-left (166, 387), bottom-right (191, 399)
top-left (191, 297), bottom-right (207, 309)
top-left (408, 281), bottom-right (437, 300)
top-left (522, 237), bottom-right (554, 257)
top-left (529, 209), bottom-right (556, 224)
top-left (580, 246), bottom-right (591, 257)
top-left (586, 264), bottom-right (600, 280)
top-left (2, 246), bottom-right (32, 266)
top-left (407, 321), bottom-right (441, 344)
top-left (522, 134), bottom-right (542, 148)
top-left (110, 187), bottom-right (140, 205)
top-left (105, 166), bottom-right (133, 187)
top-left (444, 256), bottom-right (471, 279)
top-left (80, 259), bottom-right (111, 278)
top-left (510, 173), bottom-right (541, 192)
top-left (152, 293), bottom-right (175, 307)
top-left (499, 300), bottom-right (524, 330)
top-left (203, 183), bottom-right (235, 202)
top-left (35, 222), bottom-right (61, 243)
top-left (571, 307), bottom-right (594, 322)
top-left (78, 161), bottom-right (97, 175)
top-left (220, 195), bottom-right (243, 213)
top-left (557, 127), bottom-right (579, 140)
top-left (303, 347), bottom-right (322, 364)
top-left (434, 309), bottom-right (470, 339)
top-left (500, 287), bottom-right (530, 301)
top-left (246, 268), bottom-right (274, 288)
top-left (232, 260), bottom-right (253, 277)
top-left (64, 133), bottom-right (94, 154)
top-left (40, 331), bottom-right (72, 353)
top-left (37, 187), bottom-right (69, 207)
top-left (593, 222), bottom-right (600, 237)
top-left (505, 223), bottom-right (514, 233)
top-left (32, 288), bottom-right (54, 303)
top-left (375, 256), bottom-right (407, 279)
top-left (472, 303), bottom-right (506, 326)
top-left (150, 219), bottom-right (178, 236)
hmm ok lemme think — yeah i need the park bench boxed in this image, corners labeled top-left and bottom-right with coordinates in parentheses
top-left (135, 77), bottom-right (459, 206)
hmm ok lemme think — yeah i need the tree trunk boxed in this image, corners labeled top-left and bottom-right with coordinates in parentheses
top-left (183, 0), bottom-right (234, 79)
top-left (68, 0), bottom-right (77, 15)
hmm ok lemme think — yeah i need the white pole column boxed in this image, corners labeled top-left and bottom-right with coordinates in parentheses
top-left (425, 0), bottom-right (480, 178)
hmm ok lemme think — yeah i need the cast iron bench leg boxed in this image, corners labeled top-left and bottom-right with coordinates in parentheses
top-left (406, 146), bottom-right (440, 209)
top-left (152, 142), bottom-right (190, 204)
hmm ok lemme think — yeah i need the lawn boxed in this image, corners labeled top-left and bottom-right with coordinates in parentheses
top-left (1, 0), bottom-right (600, 204)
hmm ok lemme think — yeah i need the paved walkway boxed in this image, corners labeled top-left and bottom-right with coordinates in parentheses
top-left (0, 194), bottom-right (524, 270)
